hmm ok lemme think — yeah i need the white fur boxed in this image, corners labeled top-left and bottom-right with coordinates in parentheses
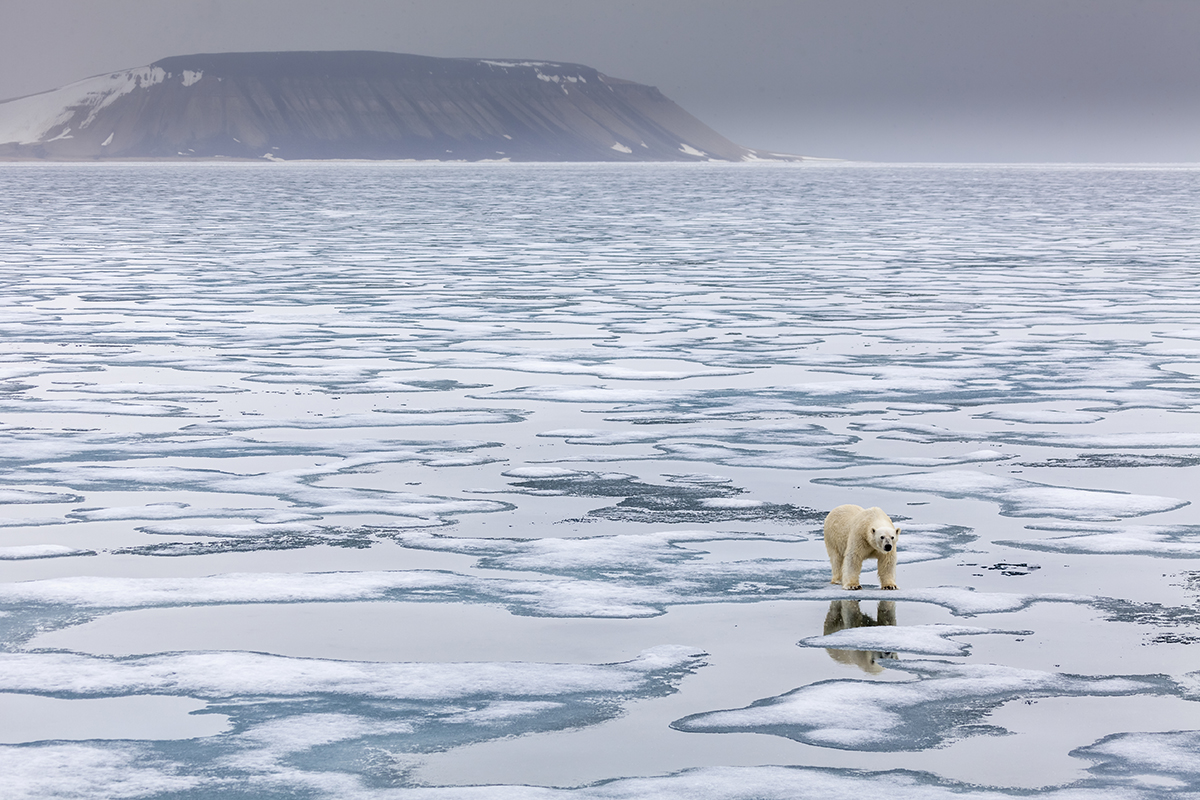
top-left (823, 504), bottom-right (900, 590)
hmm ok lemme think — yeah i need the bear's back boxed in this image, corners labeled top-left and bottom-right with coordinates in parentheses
top-left (824, 504), bottom-right (865, 534)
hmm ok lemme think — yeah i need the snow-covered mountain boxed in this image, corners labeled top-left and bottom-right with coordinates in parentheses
top-left (0, 51), bottom-right (796, 162)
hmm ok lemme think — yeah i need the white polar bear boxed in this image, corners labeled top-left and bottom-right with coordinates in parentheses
top-left (823, 504), bottom-right (900, 590)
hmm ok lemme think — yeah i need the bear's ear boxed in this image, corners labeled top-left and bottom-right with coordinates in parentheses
top-left (870, 527), bottom-right (876, 534)
top-left (895, 528), bottom-right (901, 535)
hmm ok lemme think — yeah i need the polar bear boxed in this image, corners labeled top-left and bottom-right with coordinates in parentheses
top-left (823, 504), bottom-right (899, 590)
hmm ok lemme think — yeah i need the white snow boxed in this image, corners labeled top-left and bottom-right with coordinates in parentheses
top-left (0, 744), bottom-right (203, 800)
top-left (699, 497), bottom-right (765, 509)
top-left (799, 623), bottom-right (1029, 657)
top-left (975, 409), bottom-right (1104, 424)
top-left (817, 470), bottom-right (1187, 521)
top-left (479, 60), bottom-right (558, 69)
top-left (0, 545), bottom-right (91, 560)
top-left (483, 61), bottom-right (592, 85)
top-left (1001, 524), bottom-right (1200, 558)
top-left (534, 71), bottom-right (584, 84)
top-left (0, 566), bottom-right (1091, 624)
top-left (0, 487), bottom-right (80, 503)
top-left (675, 660), bottom-right (1175, 750)
top-left (1076, 730), bottom-right (1200, 780)
top-left (0, 646), bottom-right (701, 700)
top-left (0, 66), bottom-right (166, 144)
top-left (502, 467), bottom-right (586, 479)
top-left (611, 142), bottom-right (633, 154)
top-left (0, 757), bottom-right (1150, 800)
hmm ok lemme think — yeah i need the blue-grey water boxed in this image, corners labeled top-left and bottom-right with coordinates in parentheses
top-left (1, 161), bottom-right (1199, 798)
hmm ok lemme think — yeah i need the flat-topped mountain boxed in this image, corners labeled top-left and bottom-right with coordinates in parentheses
top-left (0, 51), bottom-right (796, 162)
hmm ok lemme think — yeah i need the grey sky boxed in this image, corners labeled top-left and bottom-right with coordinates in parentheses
top-left (3, 0), bottom-right (1199, 161)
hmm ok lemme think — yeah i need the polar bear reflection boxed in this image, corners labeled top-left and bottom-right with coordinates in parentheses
top-left (822, 599), bottom-right (898, 674)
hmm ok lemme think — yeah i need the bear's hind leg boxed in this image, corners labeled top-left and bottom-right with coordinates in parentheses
top-left (829, 555), bottom-right (843, 584)
top-left (826, 542), bottom-right (844, 584)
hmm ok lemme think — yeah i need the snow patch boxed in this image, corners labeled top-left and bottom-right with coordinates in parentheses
top-left (0, 545), bottom-right (94, 561)
top-left (0, 646), bottom-right (702, 701)
top-left (0, 743), bottom-right (203, 799)
top-left (0, 66), bottom-right (166, 144)
top-left (673, 661), bottom-right (1178, 751)
top-left (480, 60), bottom-right (558, 69)
top-left (816, 470), bottom-right (1187, 521)
top-left (1000, 523), bottom-right (1200, 558)
top-left (799, 623), bottom-right (1030, 657)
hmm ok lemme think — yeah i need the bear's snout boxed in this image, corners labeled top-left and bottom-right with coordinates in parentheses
top-left (883, 543), bottom-right (892, 551)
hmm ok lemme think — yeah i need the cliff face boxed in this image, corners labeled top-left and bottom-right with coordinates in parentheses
top-left (0, 51), bottom-right (791, 161)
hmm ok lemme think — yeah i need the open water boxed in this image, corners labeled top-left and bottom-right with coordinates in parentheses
top-left (1, 161), bottom-right (1199, 798)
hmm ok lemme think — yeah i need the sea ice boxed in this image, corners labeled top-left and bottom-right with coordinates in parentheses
top-left (1075, 729), bottom-right (1200, 785)
top-left (0, 544), bottom-right (93, 560)
top-left (816, 470), bottom-right (1187, 520)
top-left (1000, 524), bottom-right (1200, 558)
top-left (0, 645), bottom-right (704, 701)
top-left (2, 162), bottom-right (1200, 796)
top-left (799, 621), bottom-right (1030, 657)
top-left (672, 660), bottom-right (1180, 751)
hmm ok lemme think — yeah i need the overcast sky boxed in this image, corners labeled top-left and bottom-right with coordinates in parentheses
top-left (3, 0), bottom-right (1199, 161)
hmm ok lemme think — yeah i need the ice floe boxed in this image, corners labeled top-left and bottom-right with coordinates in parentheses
top-left (672, 661), bottom-right (1180, 751)
top-left (0, 648), bottom-right (705, 798)
top-left (494, 468), bottom-right (824, 525)
top-left (0, 544), bottom-right (93, 560)
top-left (1075, 729), bottom-right (1200, 788)
top-left (800, 609), bottom-right (1030, 658)
top-left (0, 568), bottom-right (1095, 657)
top-left (816, 470), bottom-right (1187, 520)
top-left (0, 487), bottom-right (83, 504)
top-left (0, 743), bottom-right (203, 800)
top-left (1001, 524), bottom-right (1200, 558)
top-left (0, 646), bottom-right (703, 701)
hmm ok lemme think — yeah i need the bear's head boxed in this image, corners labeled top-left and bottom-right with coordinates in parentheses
top-left (869, 524), bottom-right (899, 554)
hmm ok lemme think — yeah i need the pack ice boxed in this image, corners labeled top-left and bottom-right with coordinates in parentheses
top-left (0, 162), bottom-right (1199, 798)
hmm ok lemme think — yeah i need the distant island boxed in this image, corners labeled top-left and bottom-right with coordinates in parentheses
top-left (0, 51), bottom-right (801, 162)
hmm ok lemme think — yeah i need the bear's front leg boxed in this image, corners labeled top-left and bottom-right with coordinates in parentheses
top-left (840, 551), bottom-right (863, 590)
top-left (877, 552), bottom-right (898, 590)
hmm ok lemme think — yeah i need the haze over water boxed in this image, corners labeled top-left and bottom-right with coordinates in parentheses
top-left (1, 162), bottom-right (1199, 797)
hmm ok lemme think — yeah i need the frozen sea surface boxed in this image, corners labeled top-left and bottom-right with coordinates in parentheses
top-left (1, 161), bottom-right (1200, 798)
